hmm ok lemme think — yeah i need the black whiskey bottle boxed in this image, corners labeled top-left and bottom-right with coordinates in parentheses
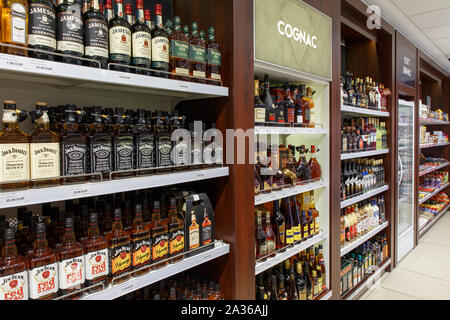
top-left (28, 0), bottom-right (57, 60)
top-left (88, 106), bottom-right (113, 180)
top-left (113, 108), bottom-right (135, 178)
top-left (83, 0), bottom-right (109, 69)
top-left (151, 4), bottom-right (169, 78)
top-left (134, 109), bottom-right (155, 175)
top-left (131, 0), bottom-right (152, 76)
top-left (154, 111), bottom-right (173, 170)
top-left (108, 0), bottom-right (131, 72)
top-left (56, 0), bottom-right (84, 65)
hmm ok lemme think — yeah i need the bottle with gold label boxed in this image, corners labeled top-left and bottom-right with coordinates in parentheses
top-left (206, 26), bottom-right (221, 86)
top-left (150, 201), bottom-right (168, 270)
top-left (188, 210), bottom-right (199, 251)
top-left (168, 198), bottom-right (184, 263)
top-left (29, 102), bottom-right (60, 188)
top-left (0, 100), bottom-right (29, 190)
top-left (130, 204), bottom-right (151, 275)
top-left (1, 0), bottom-right (28, 56)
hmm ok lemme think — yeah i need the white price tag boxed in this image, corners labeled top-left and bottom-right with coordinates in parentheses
top-left (0, 191), bottom-right (28, 208)
top-left (68, 184), bottom-right (91, 198)
top-left (196, 172), bottom-right (206, 179)
top-left (178, 83), bottom-right (190, 90)
top-left (30, 61), bottom-right (57, 74)
top-left (121, 283), bottom-right (135, 293)
top-left (115, 73), bottom-right (133, 83)
top-left (1, 55), bottom-right (30, 71)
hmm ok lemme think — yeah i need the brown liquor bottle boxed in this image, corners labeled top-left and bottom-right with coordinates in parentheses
top-left (106, 208), bottom-right (131, 283)
top-left (188, 210), bottom-right (200, 251)
top-left (56, 217), bottom-right (85, 298)
top-left (130, 204), bottom-right (151, 275)
top-left (131, 0), bottom-right (151, 76)
top-left (0, 101), bottom-right (30, 190)
top-left (168, 198), bottom-right (184, 263)
top-left (29, 102), bottom-right (60, 188)
top-left (82, 213), bottom-right (108, 291)
top-left (25, 222), bottom-right (58, 300)
top-left (151, 201), bottom-right (168, 270)
top-left (169, 16), bottom-right (190, 81)
top-left (1, 0), bottom-right (28, 56)
top-left (0, 227), bottom-right (28, 300)
top-left (206, 27), bottom-right (221, 86)
top-left (189, 22), bottom-right (207, 83)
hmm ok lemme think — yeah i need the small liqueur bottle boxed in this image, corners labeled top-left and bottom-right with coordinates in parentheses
top-left (29, 102), bottom-right (60, 188)
top-left (206, 26), bottom-right (221, 85)
top-left (201, 207), bottom-right (212, 246)
top-left (131, 0), bottom-right (152, 76)
top-left (106, 208), bottom-right (131, 283)
top-left (83, 0), bottom-right (108, 69)
top-left (0, 227), bottom-right (28, 300)
top-left (151, 4), bottom-right (169, 78)
top-left (82, 213), bottom-right (108, 291)
top-left (168, 198), bottom-right (184, 262)
top-left (60, 105), bottom-right (88, 184)
top-left (104, 0), bottom-right (113, 23)
top-left (254, 79), bottom-right (266, 126)
top-left (113, 108), bottom-right (135, 177)
top-left (189, 22), bottom-right (207, 83)
top-left (108, 0), bottom-right (131, 72)
top-left (56, 217), bottom-right (85, 299)
top-left (130, 204), bottom-right (151, 275)
top-left (169, 16), bottom-right (190, 81)
top-left (308, 145), bottom-right (322, 180)
top-left (151, 201), bottom-right (168, 269)
top-left (134, 109), bottom-right (154, 174)
top-left (188, 210), bottom-right (199, 251)
top-left (88, 106), bottom-right (113, 180)
top-left (1, 0), bottom-right (28, 56)
top-left (28, 0), bottom-right (56, 60)
top-left (0, 101), bottom-right (30, 190)
top-left (56, 0), bottom-right (83, 65)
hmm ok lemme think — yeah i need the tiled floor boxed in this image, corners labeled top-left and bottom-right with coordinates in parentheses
top-left (360, 212), bottom-right (450, 300)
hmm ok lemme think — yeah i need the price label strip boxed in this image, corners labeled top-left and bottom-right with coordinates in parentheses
top-left (0, 191), bottom-right (29, 208)
top-left (68, 184), bottom-right (92, 199)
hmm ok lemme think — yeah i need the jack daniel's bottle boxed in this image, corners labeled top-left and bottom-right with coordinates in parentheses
top-left (154, 111), bottom-right (172, 169)
top-left (89, 106), bottom-right (113, 180)
top-left (113, 108), bottom-right (134, 177)
top-left (134, 109), bottom-right (154, 174)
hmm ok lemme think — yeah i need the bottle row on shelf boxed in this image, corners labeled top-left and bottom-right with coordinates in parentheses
top-left (341, 117), bottom-right (388, 153)
top-left (340, 195), bottom-right (387, 247)
top-left (341, 158), bottom-right (386, 201)
top-left (255, 143), bottom-right (322, 196)
top-left (0, 187), bottom-right (216, 300)
top-left (419, 99), bottom-right (449, 122)
top-left (340, 72), bottom-right (391, 111)
top-left (419, 155), bottom-right (449, 175)
top-left (2, 0), bottom-right (222, 85)
top-left (255, 192), bottom-right (320, 261)
top-left (0, 101), bottom-right (222, 191)
top-left (254, 75), bottom-right (317, 128)
top-left (340, 234), bottom-right (389, 297)
top-left (419, 192), bottom-right (450, 231)
top-left (419, 171), bottom-right (449, 200)
top-left (256, 245), bottom-right (326, 300)
top-left (419, 126), bottom-right (449, 146)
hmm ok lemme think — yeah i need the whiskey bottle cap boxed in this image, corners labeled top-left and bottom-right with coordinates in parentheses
top-left (208, 26), bottom-right (215, 35)
top-left (155, 3), bottom-right (162, 15)
top-left (173, 16), bottom-right (181, 25)
top-left (3, 100), bottom-right (16, 110)
top-left (135, 204), bottom-right (142, 215)
top-left (36, 102), bottom-right (48, 110)
top-left (35, 221), bottom-right (46, 235)
top-left (144, 9), bottom-right (150, 20)
top-left (115, 0), bottom-right (122, 3)
top-left (136, 0), bottom-right (143, 9)
top-left (153, 201), bottom-right (160, 210)
top-left (170, 198), bottom-right (177, 207)
top-left (192, 22), bottom-right (198, 31)
top-left (3, 227), bottom-right (15, 242)
top-left (105, 0), bottom-right (112, 8)
top-left (89, 213), bottom-right (98, 225)
top-left (124, 4), bottom-right (132, 14)
top-left (113, 208), bottom-right (122, 221)
top-left (199, 30), bottom-right (205, 40)
top-left (64, 217), bottom-right (74, 230)
top-left (183, 25), bottom-right (190, 36)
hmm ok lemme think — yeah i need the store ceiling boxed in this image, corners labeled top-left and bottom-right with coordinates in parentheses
top-left (362, 0), bottom-right (450, 75)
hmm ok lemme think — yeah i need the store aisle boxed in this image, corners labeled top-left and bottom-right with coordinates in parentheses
top-left (361, 212), bottom-right (450, 300)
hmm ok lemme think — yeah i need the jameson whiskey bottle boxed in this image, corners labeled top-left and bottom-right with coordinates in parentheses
top-left (29, 102), bottom-right (60, 188)
top-left (144, 9), bottom-right (153, 31)
top-left (25, 222), bottom-right (58, 300)
top-left (108, 0), bottom-right (130, 72)
top-left (151, 201), bottom-right (168, 269)
top-left (131, 0), bottom-right (151, 76)
top-left (189, 22), bottom-right (206, 83)
top-left (130, 204), bottom-right (151, 275)
top-left (56, 0), bottom-right (84, 65)
top-left (28, 0), bottom-right (56, 60)
top-left (151, 4), bottom-right (169, 78)
top-left (83, 0), bottom-right (108, 69)
top-left (0, 100), bottom-right (30, 190)
top-left (113, 108), bottom-right (134, 177)
top-left (0, 227), bottom-right (28, 300)
top-left (104, 0), bottom-right (113, 23)
top-left (1, 0), bottom-right (28, 56)
top-left (206, 27), bottom-right (221, 86)
top-left (169, 16), bottom-right (190, 81)
top-left (134, 109), bottom-right (154, 174)
top-left (88, 106), bottom-right (113, 180)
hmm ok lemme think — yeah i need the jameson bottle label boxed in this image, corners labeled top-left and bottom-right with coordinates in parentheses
top-left (109, 244), bottom-right (131, 275)
top-left (84, 19), bottom-right (109, 58)
top-left (131, 234), bottom-right (151, 268)
top-left (30, 143), bottom-right (60, 179)
top-left (109, 26), bottom-right (131, 61)
top-left (190, 44), bottom-right (206, 63)
top-left (0, 143), bottom-right (30, 181)
top-left (90, 143), bottom-right (112, 173)
top-left (152, 234), bottom-right (169, 262)
top-left (11, 3), bottom-right (26, 44)
top-left (28, 263), bottom-right (58, 299)
top-left (136, 138), bottom-right (154, 169)
top-left (157, 137), bottom-right (172, 167)
top-left (57, 11), bottom-right (84, 54)
top-left (28, 3), bottom-right (57, 49)
top-left (58, 256), bottom-right (85, 289)
top-left (0, 271), bottom-right (28, 300)
top-left (151, 36), bottom-right (169, 67)
top-left (169, 229), bottom-right (184, 256)
top-left (132, 31), bottom-right (152, 64)
top-left (84, 249), bottom-right (108, 280)
top-left (62, 143), bottom-right (87, 176)
top-left (114, 137), bottom-right (134, 171)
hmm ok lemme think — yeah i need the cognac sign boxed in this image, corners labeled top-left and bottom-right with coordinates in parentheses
top-left (255, 0), bottom-right (332, 80)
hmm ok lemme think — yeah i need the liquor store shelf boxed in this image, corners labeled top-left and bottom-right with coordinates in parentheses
top-left (0, 53), bottom-right (229, 100)
top-left (0, 167), bottom-right (229, 209)
top-left (255, 181), bottom-right (327, 205)
top-left (419, 203), bottom-right (450, 238)
top-left (340, 149), bottom-right (389, 160)
top-left (420, 142), bottom-right (450, 149)
top-left (81, 241), bottom-right (230, 300)
top-left (341, 105), bottom-right (390, 117)
top-left (255, 232), bottom-right (326, 275)
top-left (340, 185), bottom-right (389, 209)
top-left (340, 221), bottom-right (389, 257)
top-left (342, 258), bottom-right (391, 300)
top-left (254, 126), bottom-right (328, 136)
top-left (318, 290), bottom-right (333, 300)
top-left (419, 162), bottom-right (450, 177)
top-left (418, 182), bottom-right (450, 205)
top-left (419, 118), bottom-right (450, 125)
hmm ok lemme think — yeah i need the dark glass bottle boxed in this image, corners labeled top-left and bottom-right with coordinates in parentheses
top-left (272, 200), bottom-right (285, 252)
top-left (131, 0), bottom-right (152, 76)
top-left (263, 74), bottom-right (276, 124)
top-left (108, 0), bottom-right (131, 72)
top-left (104, 0), bottom-right (113, 23)
top-left (130, 204), bottom-right (151, 275)
top-left (151, 201), bottom-right (169, 270)
top-left (255, 211), bottom-right (266, 261)
top-left (134, 109), bottom-right (155, 174)
top-left (281, 198), bottom-right (294, 246)
top-left (113, 108), bottom-right (135, 177)
top-left (154, 111), bottom-right (173, 168)
top-left (151, 4), bottom-right (169, 78)
top-left (168, 198), bottom-right (185, 262)
top-left (28, 0), bottom-right (57, 60)
top-left (206, 26), bottom-right (221, 86)
top-left (290, 196), bottom-right (302, 242)
top-left (88, 106), bottom-right (113, 180)
top-left (83, 0), bottom-right (108, 69)
top-left (169, 16), bottom-right (190, 81)
top-left (56, 0), bottom-right (84, 65)
top-left (189, 22), bottom-right (207, 83)
top-left (284, 82), bottom-right (295, 125)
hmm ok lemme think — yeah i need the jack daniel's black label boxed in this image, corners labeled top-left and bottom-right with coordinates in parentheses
top-left (156, 136), bottom-right (172, 167)
top-left (114, 137), bottom-right (134, 171)
top-left (90, 143), bottom-right (112, 173)
top-left (136, 137), bottom-right (154, 169)
top-left (62, 143), bottom-right (87, 175)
